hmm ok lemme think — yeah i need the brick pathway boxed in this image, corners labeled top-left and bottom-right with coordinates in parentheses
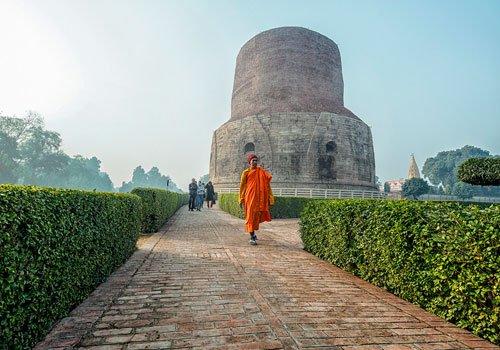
top-left (36, 207), bottom-right (498, 349)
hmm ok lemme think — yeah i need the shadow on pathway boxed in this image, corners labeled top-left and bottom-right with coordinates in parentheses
top-left (36, 206), bottom-right (497, 349)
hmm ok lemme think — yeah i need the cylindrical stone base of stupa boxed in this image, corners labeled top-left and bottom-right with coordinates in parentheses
top-left (210, 113), bottom-right (375, 190)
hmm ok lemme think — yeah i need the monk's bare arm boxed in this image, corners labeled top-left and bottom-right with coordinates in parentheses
top-left (268, 183), bottom-right (274, 206)
top-left (239, 169), bottom-right (248, 208)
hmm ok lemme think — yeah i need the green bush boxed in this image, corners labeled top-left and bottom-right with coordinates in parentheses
top-left (0, 184), bottom-right (142, 349)
top-left (458, 157), bottom-right (500, 186)
top-left (131, 188), bottom-right (188, 233)
top-left (402, 178), bottom-right (429, 199)
top-left (300, 199), bottom-right (500, 345)
top-left (218, 193), bottom-right (317, 219)
top-left (271, 196), bottom-right (318, 218)
top-left (218, 193), bottom-right (245, 219)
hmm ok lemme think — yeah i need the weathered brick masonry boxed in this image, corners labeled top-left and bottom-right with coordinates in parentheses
top-left (210, 26), bottom-right (376, 190)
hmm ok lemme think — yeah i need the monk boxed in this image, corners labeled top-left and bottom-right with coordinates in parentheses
top-left (239, 153), bottom-right (274, 245)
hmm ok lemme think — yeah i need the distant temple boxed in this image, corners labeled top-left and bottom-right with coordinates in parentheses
top-left (407, 154), bottom-right (421, 179)
top-left (386, 154), bottom-right (421, 194)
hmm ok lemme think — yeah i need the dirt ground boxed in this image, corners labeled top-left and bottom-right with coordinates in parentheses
top-left (135, 234), bottom-right (151, 249)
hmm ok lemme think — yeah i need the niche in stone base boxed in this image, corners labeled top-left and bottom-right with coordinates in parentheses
top-left (318, 141), bottom-right (338, 180)
top-left (244, 142), bottom-right (255, 155)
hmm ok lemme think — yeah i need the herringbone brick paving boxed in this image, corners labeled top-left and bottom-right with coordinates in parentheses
top-left (36, 206), bottom-right (498, 349)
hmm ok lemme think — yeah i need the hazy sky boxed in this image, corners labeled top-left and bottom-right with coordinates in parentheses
top-left (1, 0), bottom-right (499, 191)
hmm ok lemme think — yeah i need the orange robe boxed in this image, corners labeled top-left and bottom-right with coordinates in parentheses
top-left (239, 166), bottom-right (274, 232)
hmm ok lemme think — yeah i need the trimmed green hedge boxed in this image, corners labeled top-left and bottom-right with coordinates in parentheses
top-left (218, 193), bottom-right (317, 219)
top-left (218, 193), bottom-right (245, 218)
top-left (300, 199), bottom-right (500, 345)
top-left (0, 185), bottom-right (142, 349)
top-left (458, 157), bottom-right (500, 186)
top-left (131, 188), bottom-right (188, 233)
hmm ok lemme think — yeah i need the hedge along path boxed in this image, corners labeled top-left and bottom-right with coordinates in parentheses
top-left (35, 206), bottom-right (497, 349)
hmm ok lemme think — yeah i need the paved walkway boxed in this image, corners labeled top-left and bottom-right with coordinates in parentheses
top-left (36, 207), bottom-right (498, 349)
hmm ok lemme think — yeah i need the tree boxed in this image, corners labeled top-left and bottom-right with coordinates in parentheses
top-left (402, 178), bottom-right (429, 200)
top-left (457, 158), bottom-right (500, 186)
top-left (64, 156), bottom-right (114, 191)
top-left (199, 174), bottom-right (209, 183)
top-left (0, 111), bottom-right (44, 144)
top-left (0, 112), bottom-right (44, 184)
top-left (17, 128), bottom-right (70, 186)
top-left (0, 130), bottom-right (18, 183)
top-left (131, 166), bottom-right (148, 187)
top-left (427, 184), bottom-right (445, 195)
top-left (147, 167), bottom-right (170, 189)
top-left (451, 181), bottom-right (474, 199)
top-left (0, 112), bottom-right (70, 185)
top-left (0, 112), bottom-right (114, 191)
top-left (422, 145), bottom-right (499, 196)
top-left (119, 166), bottom-right (181, 192)
top-left (119, 181), bottom-right (133, 193)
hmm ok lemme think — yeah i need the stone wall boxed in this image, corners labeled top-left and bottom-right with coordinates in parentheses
top-left (210, 112), bottom-right (376, 191)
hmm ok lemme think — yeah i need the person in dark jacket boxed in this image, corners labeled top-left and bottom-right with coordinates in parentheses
top-left (205, 181), bottom-right (215, 208)
top-left (188, 178), bottom-right (198, 211)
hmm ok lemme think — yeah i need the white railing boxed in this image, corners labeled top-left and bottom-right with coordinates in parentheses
top-left (215, 189), bottom-right (500, 202)
top-left (216, 188), bottom-right (385, 199)
top-left (418, 194), bottom-right (500, 203)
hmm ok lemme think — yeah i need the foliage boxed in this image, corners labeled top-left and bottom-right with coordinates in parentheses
top-left (451, 181), bottom-right (474, 199)
top-left (131, 188), bottom-right (188, 233)
top-left (0, 184), bottom-right (142, 349)
top-left (427, 184), bottom-right (445, 195)
top-left (270, 196), bottom-right (318, 218)
top-left (402, 178), bottom-right (429, 199)
top-left (1, 113), bottom-right (182, 193)
top-left (383, 182), bottom-right (391, 193)
top-left (199, 174), bottom-right (209, 183)
top-left (119, 166), bottom-right (181, 193)
top-left (17, 128), bottom-right (69, 186)
top-left (422, 145), bottom-right (500, 197)
top-left (422, 145), bottom-right (489, 189)
top-left (0, 112), bottom-right (66, 185)
top-left (0, 129), bottom-right (18, 183)
top-left (218, 193), bottom-right (245, 219)
top-left (63, 156), bottom-right (114, 192)
top-left (300, 199), bottom-right (500, 345)
top-left (458, 158), bottom-right (500, 186)
top-left (0, 112), bottom-right (114, 191)
top-left (218, 193), bottom-right (317, 219)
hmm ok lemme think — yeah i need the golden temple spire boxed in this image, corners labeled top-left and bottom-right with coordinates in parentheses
top-left (408, 154), bottom-right (421, 179)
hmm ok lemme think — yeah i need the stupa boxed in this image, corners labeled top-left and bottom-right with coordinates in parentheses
top-left (209, 27), bottom-right (376, 190)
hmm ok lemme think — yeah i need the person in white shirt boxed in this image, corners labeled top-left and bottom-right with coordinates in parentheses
top-left (196, 181), bottom-right (205, 211)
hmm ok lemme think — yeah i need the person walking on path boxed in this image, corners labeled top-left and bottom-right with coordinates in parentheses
top-left (205, 181), bottom-right (215, 208)
top-left (188, 178), bottom-right (198, 211)
top-left (239, 153), bottom-right (274, 245)
top-left (196, 181), bottom-right (205, 211)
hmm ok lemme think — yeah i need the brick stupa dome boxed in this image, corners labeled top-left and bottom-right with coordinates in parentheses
top-left (231, 26), bottom-right (357, 120)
